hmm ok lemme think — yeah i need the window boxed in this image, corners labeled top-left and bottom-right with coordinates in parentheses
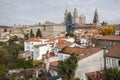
top-left (118, 60), bottom-right (120, 66)
top-left (112, 58), bottom-right (114, 65)
top-left (106, 58), bottom-right (109, 64)
top-left (44, 25), bottom-right (46, 31)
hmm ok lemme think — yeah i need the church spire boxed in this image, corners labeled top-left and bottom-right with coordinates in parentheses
top-left (93, 8), bottom-right (99, 24)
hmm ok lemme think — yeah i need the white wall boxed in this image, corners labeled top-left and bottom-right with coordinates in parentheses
top-left (24, 41), bottom-right (41, 51)
top-left (106, 57), bottom-right (120, 69)
top-left (33, 45), bottom-right (51, 60)
top-left (75, 50), bottom-right (104, 80)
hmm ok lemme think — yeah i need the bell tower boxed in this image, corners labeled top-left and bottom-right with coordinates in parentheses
top-left (64, 8), bottom-right (68, 24)
top-left (72, 7), bottom-right (79, 24)
top-left (93, 8), bottom-right (99, 25)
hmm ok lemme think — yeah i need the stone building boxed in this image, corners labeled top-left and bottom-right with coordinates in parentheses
top-left (72, 7), bottom-right (79, 24)
top-left (93, 8), bottom-right (100, 26)
top-left (30, 22), bottom-right (66, 37)
top-left (79, 14), bottom-right (86, 24)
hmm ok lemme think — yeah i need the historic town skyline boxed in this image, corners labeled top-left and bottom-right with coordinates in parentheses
top-left (0, 0), bottom-right (120, 26)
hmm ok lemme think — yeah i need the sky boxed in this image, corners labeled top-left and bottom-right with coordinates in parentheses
top-left (0, 0), bottom-right (120, 26)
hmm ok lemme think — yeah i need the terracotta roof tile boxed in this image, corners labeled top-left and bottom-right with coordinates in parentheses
top-left (50, 61), bottom-right (58, 67)
top-left (46, 37), bottom-right (65, 43)
top-left (61, 47), bottom-right (101, 60)
top-left (107, 42), bottom-right (120, 58)
top-left (86, 71), bottom-right (106, 80)
top-left (34, 44), bottom-right (47, 47)
top-left (42, 52), bottom-right (54, 57)
top-left (56, 41), bottom-right (73, 49)
top-left (26, 38), bottom-right (41, 42)
top-left (97, 35), bottom-right (120, 41)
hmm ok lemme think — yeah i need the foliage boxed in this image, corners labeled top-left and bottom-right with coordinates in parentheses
top-left (74, 39), bottom-right (81, 45)
top-left (0, 39), bottom-right (25, 78)
top-left (66, 30), bottom-right (75, 37)
top-left (14, 59), bottom-right (33, 69)
top-left (36, 29), bottom-right (42, 38)
top-left (36, 78), bottom-right (47, 80)
top-left (105, 67), bottom-right (120, 80)
top-left (57, 53), bottom-right (79, 80)
top-left (24, 33), bottom-right (29, 40)
top-left (4, 29), bottom-right (7, 32)
top-left (0, 47), bottom-right (9, 64)
top-left (74, 78), bottom-right (81, 80)
top-left (30, 29), bottom-right (34, 38)
top-left (0, 42), bottom-right (24, 68)
top-left (0, 64), bottom-right (6, 77)
top-left (100, 25), bottom-right (115, 36)
top-left (8, 36), bottom-right (19, 45)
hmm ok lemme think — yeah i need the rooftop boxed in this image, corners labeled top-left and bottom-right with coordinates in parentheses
top-left (26, 38), bottom-right (41, 42)
top-left (56, 41), bottom-right (73, 49)
top-left (50, 61), bottom-right (58, 67)
top-left (42, 52), bottom-right (54, 57)
top-left (86, 71), bottom-right (106, 80)
top-left (107, 42), bottom-right (120, 58)
top-left (61, 47), bottom-right (101, 60)
top-left (97, 35), bottom-right (120, 41)
top-left (34, 44), bottom-right (47, 47)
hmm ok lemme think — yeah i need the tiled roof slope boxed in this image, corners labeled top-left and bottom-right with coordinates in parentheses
top-left (107, 42), bottom-right (120, 58)
top-left (61, 47), bottom-right (101, 60)
top-left (97, 35), bottom-right (120, 41)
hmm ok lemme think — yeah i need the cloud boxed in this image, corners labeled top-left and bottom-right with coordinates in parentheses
top-left (0, 0), bottom-right (120, 26)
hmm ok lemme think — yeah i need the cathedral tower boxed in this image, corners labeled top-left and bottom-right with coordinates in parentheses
top-left (93, 8), bottom-right (99, 24)
top-left (72, 7), bottom-right (79, 24)
top-left (79, 14), bottom-right (86, 24)
top-left (64, 8), bottom-right (68, 24)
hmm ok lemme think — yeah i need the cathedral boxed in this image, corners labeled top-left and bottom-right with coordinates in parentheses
top-left (64, 7), bottom-right (100, 26)
top-left (64, 7), bottom-right (86, 25)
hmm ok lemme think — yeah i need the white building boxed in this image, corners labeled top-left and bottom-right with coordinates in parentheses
top-left (44, 46), bottom-right (105, 80)
top-left (33, 44), bottom-right (51, 60)
top-left (75, 49), bottom-right (104, 80)
top-left (24, 38), bottom-right (42, 52)
top-left (106, 43), bottom-right (120, 69)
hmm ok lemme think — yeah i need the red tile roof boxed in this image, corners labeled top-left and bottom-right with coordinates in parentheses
top-left (86, 71), bottom-right (106, 80)
top-left (26, 38), bottom-right (41, 42)
top-left (34, 44), bottom-right (47, 47)
top-left (50, 61), bottom-right (58, 67)
top-left (56, 41), bottom-right (73, 49)
top-left (97, 35), bottom-right (120, 41)
top-left (46, 37), bottom-right (65, 44)
top-left (107, 43), bottom-right (120, 58)
top-left (61, 47), bottom-right (101, 60)
top-left (42, 52), bottom-right (54, 57)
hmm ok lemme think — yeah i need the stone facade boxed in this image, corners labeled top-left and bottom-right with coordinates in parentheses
top-left (30, 23), bottom-right (66, 37)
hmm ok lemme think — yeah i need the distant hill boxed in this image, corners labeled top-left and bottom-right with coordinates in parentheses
top-left (0, 25), bottom-right (12, 28)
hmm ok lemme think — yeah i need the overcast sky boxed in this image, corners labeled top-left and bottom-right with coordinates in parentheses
top-left (0, 0), bottom-right (120, 26)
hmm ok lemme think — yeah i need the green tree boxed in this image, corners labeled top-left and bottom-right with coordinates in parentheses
top-left (105, 67), bottom-right (120, 80)
top-left (0, 64), bottom-right (6, 77)
top-left (8, 36), bottom-right (19, 45)
top-left (66, 30), bottom-right (75, 37)
top-left (36, 29), bottom-right (42, 38)
top-left (0, 47), bottom-right (9, 77)
top-left (57, 53), bottom-right (79, 80)
top-left (4, 29), bottom-right (7, 32)
top-left (14, 59), bottom-right (33, 69)
top-left (30, 29), bottom-right (34, 38)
